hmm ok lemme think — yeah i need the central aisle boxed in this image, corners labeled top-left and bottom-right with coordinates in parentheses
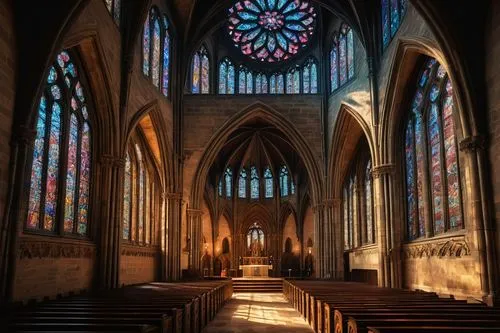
top-left (202, 293), bottom-right (314, 333)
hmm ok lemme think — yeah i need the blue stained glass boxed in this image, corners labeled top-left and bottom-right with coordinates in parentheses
top-left (239, 68), bottom-right (246, 93)
top-left (219, 61), bottom-right (227, 93)
top-left (123, 153), bottom-right (131, 240)
top-left (429, 84), bottom-right (440, 102)
top-left (390, 0), bottom-right (400, 38)
top-left (311, 62), bottom-right (317, 93)
top-left (247, 72), bottom-right (253, 93)
top-left (264, 167), bottom-right (273, 198)
top-left (48, 67), bottom-right (57, 83)
top-left (228, 63), bottom-right (235, 94)
top-left (201, 51), bottom-right (210, 94)
top-left (78, 122), bottom-right (91, 236)
top-left (51, 85), bottom-right (61, 100)
top-left (303, 66), bottom-right (310, 93)
top-left (291, 179), bottom-right (295, 194)
top-left (113, 0), bottom-right (121, 25)
top-left (152, 18), bottom-right (161, 87)
top-left (293, 70), bottom-right (300, 93)
top-left (428, 103), bottom-right (444, 234)
top-left (225, 168), bottom-right (232, 197)
top-left (162, 30), bottom-right (170, 96)
top-left (270, 75), bottom-right (276, 94)
top-left (339, 33), bottom-right (347, 85)
top-left (66, 63), bottom-right (77, 77)
top-left (228, 0), bottom-right (316, 62)
top-left (381, 0), bottom-right (390, 48)
top-left (255, 74), bottom-right (262, 94)
top-left (250, 166), bottom-right (259, 199)
top-left (143, 13), bottom-right (150, 75)
top-left (280, 165), bottom-right (289, 197)
top-left (347, 28), bottom-right (354, 79)
top-left (277, 74), bottom-right (284, 93)
top-left (239, 169), bottom-right (247, 198)
top-left (331, 47), bottom-right (338, 92)
top-left (192, 53), bottom-right (200, 94)
top-left (218, 179), bottom-right (223, 196)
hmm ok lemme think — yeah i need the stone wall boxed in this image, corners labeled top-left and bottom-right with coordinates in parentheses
top-left (120, 245), bottom-right (160, 286)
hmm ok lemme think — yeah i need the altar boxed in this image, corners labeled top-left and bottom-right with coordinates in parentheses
top-left (239, 257), bottom-right (272, 277)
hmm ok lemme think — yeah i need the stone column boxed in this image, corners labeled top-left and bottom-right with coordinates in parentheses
top-left (187, 208), bottom-right (203, 272)
top-left (98, 155), bottom-right (125, 290)
top-left (0, 126), bottom-right (35, 301)
top-left (372, 164), bottom-right (395, 288)
top-left (312, 203), bottom-right (324, 278)
top-left (459, 136), bottom-right (496, 304)
top-left (323, 199), bottom-right (338, 279)
top-left (165, 193), bottom-right (182, 281)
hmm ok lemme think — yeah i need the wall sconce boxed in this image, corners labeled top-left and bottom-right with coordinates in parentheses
top-left (308, 247), bottom-right (312, 255)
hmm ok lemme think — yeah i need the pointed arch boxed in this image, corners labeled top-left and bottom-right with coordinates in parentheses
top-left (190, 102), bottom-right (323, 211)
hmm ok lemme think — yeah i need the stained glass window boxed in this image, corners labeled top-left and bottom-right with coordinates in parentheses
top-left (269, 73), bottom-right (284, 94)
top-left (404, 58), bottom-right (463, 241)
top-left (27, 50), bottom-right (92, 236)
top-left (330, 24), bottom-right (354, 93)
top-left (255, 73), bottom-right (268, 94)
top-left (264, 167), bottom-right (273, 198)
top-left (219, 58), bottom-right (235, 94)
top-left (250, 166), bottom-right (260, 199)
top-left (104, 0), bottom-right (121, 25)
top-left (279, 165), bottom-right (289, 197)
top-left (227, 0), bottom-right (317, 63)
top-left (381, 0), bottom-right (407, 49)
top-left (238, 66), bottom-right (253, 94)
top-left (286, 67), bottom-right (300, 94)
top-left (238, 168), bottom-right (247, 198)
top-left (191, 45), bottom-right (210, 94)
top-left (365, 160), bottom-right (374, 244)
top-left (143, 7), bottom-right (171, 97)
top-left (123, 153), bottom-right (132, 240)
top-left (225, 168), bottom-right (233, 198)
top-left (303, 58), bottom-right (317, 94)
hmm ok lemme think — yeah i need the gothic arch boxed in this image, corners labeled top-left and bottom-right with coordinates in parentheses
top-left (379, 37), bottom-right (473, 164)
top-left (327, 104), bottom-right (374, 200)
top-left (190, 102), bottom-right (323, 210)
top-left (239, 202), bottom-right (274, 235)
top-left (280, 202), bottom-right (298, 233)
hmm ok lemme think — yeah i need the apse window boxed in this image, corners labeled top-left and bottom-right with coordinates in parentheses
top-left (381, 0), bottom-right (408, 50)
top-left (191, 45), bottom-right (210, 94)
top-left (142, 6), bottom-right (171, 97)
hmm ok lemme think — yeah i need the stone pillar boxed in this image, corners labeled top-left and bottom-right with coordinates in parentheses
top-left (323, 199), bottom-right (338, 279)
top-left (187, 208), bottom-right (203, 272)
top-left (165, 193), bottom-right (182, 281)
top-left (98, 155), bottom-right (125, 290)
top-left (312, 203), bottom-right (324, 278)
top-left (372, 164), bottom-right (395, 288)
top-left (0, 126), bottom-right (35, 301)
top-left (459, 136), bottom-right (496, 304)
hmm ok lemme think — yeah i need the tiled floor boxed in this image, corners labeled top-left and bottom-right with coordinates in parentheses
top-left (202, 293), bottom-right (314, 333)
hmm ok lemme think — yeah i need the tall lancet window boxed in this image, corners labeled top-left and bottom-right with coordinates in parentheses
top-left (191, 45), bottom-right (210, 94)
top-left (26, 50), bottom-right (92, 236)
top-left (264, 167), bottom-right (273, 199)
top-left (365, 159), bottom-right (374, 244)
top-left (219, 58), bottom-right (235, 94)
top-left (303, 58), bottom-right (318, 94)
top-left (404, 58), bottom-right (463, 241)
top-left (225, 167), bottom-right (233, 198)
top-left (330, 23), bottom-right (355, 93)
top-left (238, 168), bottom-right (247, 198)
top-left (279, 165), bottom-right (289, 197)
top-left (142, 7), bottom-right (171, 97)
top-left (381, 0), bottom-right (408, 49)
top-left (250, 166), bottom-right (260, 199)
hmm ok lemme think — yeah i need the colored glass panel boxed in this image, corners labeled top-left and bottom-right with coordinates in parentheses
top-left (219, 61), bottom-right (227, 93)
top-left (225, 168), bottom-right (232, 197)
top-left (143, 13), bottom-right (150, 75)
top-left (247, 71), bottom-right (253, 93)
top-left (78, 123), bottom-right (91, 235)
top-left (443, 79), bottom-right (462, 229)
top-left (270, 75), bottom-right (276, 94)
top-left (201, 52), bottom-right (209, 94)
top-left (303, 66), bottom-right (310, 93)
top-left (264, 167), bottom-right (273, 198)
top-left (192, 53), bottom-right (200, 94)
top-left (414, 114), bottom-right (425, 237)
top-left (239, 68), bottom-right (246, 93)
top-left (228, 63), bottom-right (235, 94)
top-left (280, 166), bottom-right (289, 197)
top-left (250, 166), bottom-right (259, 199)
top-left (162, 31), bottom-right (170, 97)
top-left (339, 34), bottom-right (347, 85)
top-left (405, 120), bottom-right (417, 240)
top-left (43, 102), bottom-right (61, 231)
top-left (113, 0), bottom-right (120, 25)
top-left (311, 62), bottom-right (317, 93)
top-left (331, 47), bottom-right (338, 91)
top-left (152, 18), bottom-right (161, 87)
top-left (64, 114), bottom-right (79, 233)
top-left (123, 153), bottom-right (131, 240)
top-left (228, 0), bottom-right (316, 62)
top-left (365, 160), bottom-right (373, 244)
top-left (27, 96), bottom-right (47, 229)
top-left (347, 28), bottom-right (354, 79)
top-left (277, 73), bottom-right (284, 93)
top-left (390, 0), bottom-right (400, 38)
top-left (428, 103), bottom-right (444, 234)
top-left (239, 169), bottom-right (247, 198)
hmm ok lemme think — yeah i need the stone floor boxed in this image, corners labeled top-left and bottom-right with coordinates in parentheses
top-left (202, 293), bottom-right (314, 333)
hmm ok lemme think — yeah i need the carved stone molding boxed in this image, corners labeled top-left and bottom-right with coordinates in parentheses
top-left (459, 135), bottom-right (486, 152)
top-left (324, 198), bottom-right (341, 208)
top-left (403, 238), bottom-right (471, 259)
top-left (18, 239), bottom-right (95, 259)
top-left (166, 192), bottom-right (182, 200)
top-left (121, 246), bottom-right (159, 257)
top-left (372, 164), bottom-right (395, 179)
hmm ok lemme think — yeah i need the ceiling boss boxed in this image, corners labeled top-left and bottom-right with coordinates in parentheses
top-left (228, 0), bottom-right (317, 63)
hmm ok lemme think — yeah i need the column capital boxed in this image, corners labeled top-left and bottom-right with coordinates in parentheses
top-left (459, 135), bottom-right (486, 152)
top-left (312, 203), bottom-right (324, 213)
top-left (187, 208), bottom-right (203, 217)
top-left (372, 164), bottom-right (395, 178)
top-left (324, 198), bottom-right (341, 208)
top-left (100, 154), bottom-right (125, 168)
top-left (165, 192), bottom-right (182, 200)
